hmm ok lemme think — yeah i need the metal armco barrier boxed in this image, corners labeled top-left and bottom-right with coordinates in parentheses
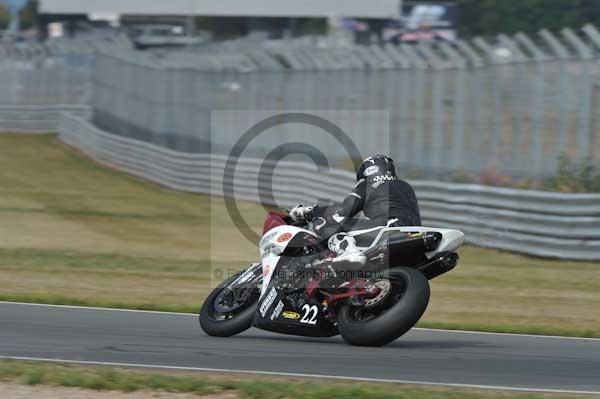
top-left (0, 105), bottom-right (91, 132)
top-left (59, 113), bottom-right (600, 261)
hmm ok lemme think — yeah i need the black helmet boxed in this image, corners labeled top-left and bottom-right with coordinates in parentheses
top-left (356, 155), bottom-right (397, 181)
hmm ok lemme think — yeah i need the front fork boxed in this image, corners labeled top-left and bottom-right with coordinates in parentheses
top-left (227, 263), bottom-right (263, 300)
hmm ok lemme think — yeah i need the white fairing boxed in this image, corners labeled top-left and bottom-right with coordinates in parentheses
top-left (258, 225), bottom-right (317, 296)
top-left (347, 225), bottom-right (465, 259)
top-left (257, 224), bottom-right (464, 296)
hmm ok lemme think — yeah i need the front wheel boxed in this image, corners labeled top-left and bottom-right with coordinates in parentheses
top-left (199, 266), bottom-right (261, 337)
top-left (337, 267), bottom-right (430, 346)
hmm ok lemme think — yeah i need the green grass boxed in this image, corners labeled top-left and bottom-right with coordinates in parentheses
top-left (417, 321), bottom-right (600, 339)
top-left (0, 360), bottom-right (589, 399)
top-left (1, 133), bottom-right (600, 338)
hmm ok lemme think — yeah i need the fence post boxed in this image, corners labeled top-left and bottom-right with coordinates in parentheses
top-left (498, 34), bottom-right (528, 62)
top-left (418, 43), bottom-right (446, 174)
top-left (400, 44), bottom-right (428, 170)
top-left (473, 37), bottom-right (505, 172)
top-left (439, 42), bottom-right (468, 172)
top-left (456, 40), bottom-right (485, 173)
top-left (539, 29), bottom-right (572, 167)
top-left (383, 44), bottom-right (412, 164)
top-left (582, 24), bottom-right (600, 49)
top-left (581, 24), bottom-right (600, 164)
top-left (562, 28), bottom-right (594, 162)
top-left (515, 32), bottom-right (548, 175)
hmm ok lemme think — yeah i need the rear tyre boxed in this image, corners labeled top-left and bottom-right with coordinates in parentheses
top-left (337, 267), bottom-right (430, 346)
top-left (199, 274), bottom-right (259, 337)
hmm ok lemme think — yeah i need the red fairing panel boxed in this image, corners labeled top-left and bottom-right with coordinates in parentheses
top-left (263, 212), bottom-right (288, 235)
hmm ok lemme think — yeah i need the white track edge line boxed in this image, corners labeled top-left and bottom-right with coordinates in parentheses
top-left (0, 356), bottom-right (598, 396)
top-left (0, 301), bottom-right (197, 316)
top-left (412, 327), bottom-right (600, 341)
top-left (2, 301), bottom-right (599, 341)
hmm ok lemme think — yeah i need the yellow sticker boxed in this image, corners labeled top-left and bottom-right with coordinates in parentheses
top-left (408, 232), bottom-right (424, 238)
top-left (282, 311), bottom-right (300, 320)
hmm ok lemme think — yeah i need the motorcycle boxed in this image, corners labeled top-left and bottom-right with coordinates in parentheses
top-left (199, 205), bottom-right (464, 346)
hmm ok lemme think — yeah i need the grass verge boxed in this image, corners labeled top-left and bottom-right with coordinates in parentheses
top-left (0, 360), bottom-right (591, 399)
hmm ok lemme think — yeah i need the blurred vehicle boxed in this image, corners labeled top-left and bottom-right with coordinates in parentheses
top-left (383, 1), bottom-right (458, 44)
top-left (128, 24), bottom-right (206, 49)
top-left (384, 24), bottom-right (454, 44)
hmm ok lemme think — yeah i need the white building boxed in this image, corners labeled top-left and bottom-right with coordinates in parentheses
top-left (38, 0), bottom-right (402, 42)
top-left (39, 0), bottom-right (401, 19)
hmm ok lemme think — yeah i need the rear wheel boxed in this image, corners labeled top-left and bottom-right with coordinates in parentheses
top-left (337, 267), bottom-right (430, 346)
top-left (199, 268), bottom-right (260, 337)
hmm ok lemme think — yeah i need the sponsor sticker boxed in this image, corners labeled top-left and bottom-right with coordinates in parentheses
top-left (372, 174), bottom-right (396, 188)
top-left (259, 287), bottom-right (277, 317)
top-left (260, 230), bottom-right (277, 246)
top-left (365, 165), bottom-right (379, 176)
top-left (282, 311), bottom-right (300, 320)
top-left (270, 300), bottom-right (284, 320)
top-left (277, 233), bottom-right (293, 243)
top-left (262, 264), bottom-right (270, 277)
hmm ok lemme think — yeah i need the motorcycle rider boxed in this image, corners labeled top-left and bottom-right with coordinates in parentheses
top-left (290, 155), bottom-right (421, 265)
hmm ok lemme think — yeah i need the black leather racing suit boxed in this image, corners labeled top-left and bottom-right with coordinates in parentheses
top-left (314, 176), bottom-right (421, 239)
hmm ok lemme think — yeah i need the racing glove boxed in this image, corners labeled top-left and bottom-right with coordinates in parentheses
top-left (290, 204), bottom-right (314, 223)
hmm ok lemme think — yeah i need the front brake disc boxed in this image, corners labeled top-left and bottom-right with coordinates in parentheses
top-left (364, 280), bottom-right (392, 308)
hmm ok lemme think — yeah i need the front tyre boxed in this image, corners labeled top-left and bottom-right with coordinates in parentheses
top-left (199, 273), bottom-right (259, 337)
top-left (337, 267), bottom-right (430, 347)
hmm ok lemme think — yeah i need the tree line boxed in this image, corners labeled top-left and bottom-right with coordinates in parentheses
top-left (0, 0), bottom-right (37, 31)
top-left (453, 0), bottom-right (600, 36)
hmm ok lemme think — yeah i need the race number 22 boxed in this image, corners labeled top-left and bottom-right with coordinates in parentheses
top-left (300, 304), bottom-right (318, 325)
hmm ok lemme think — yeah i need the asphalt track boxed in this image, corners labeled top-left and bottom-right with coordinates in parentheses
top-left (1, 302), bottom-right (600, 395)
